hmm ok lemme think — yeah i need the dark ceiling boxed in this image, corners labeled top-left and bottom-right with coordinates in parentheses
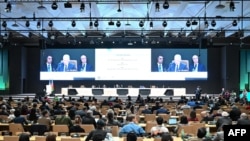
top-left (0, 0), bottom-right (250, 48)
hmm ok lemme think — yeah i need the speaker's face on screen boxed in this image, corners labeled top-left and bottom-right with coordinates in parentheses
top-left (158, 56), bottom-right (164, 64)
top-left (47, 56), bottom-right (52, 64)
top-left (81, 55), bottom-right (87, 64)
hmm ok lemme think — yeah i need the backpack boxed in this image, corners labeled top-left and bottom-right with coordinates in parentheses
top-left (127, 131), bottom-right (137, 141)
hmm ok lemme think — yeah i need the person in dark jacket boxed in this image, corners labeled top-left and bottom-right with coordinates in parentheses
top-left (69, 115), bottom-right (85, 133)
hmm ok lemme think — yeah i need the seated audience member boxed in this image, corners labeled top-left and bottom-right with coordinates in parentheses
top-left (174, 115), bottom-right (189, 133)
top-left (7, 108), bottom-right (15, 121)
top-left (188, 127), bottom-right (208, 141)
top-left (213, 124), bottom-right (226, 141)
top-left (175, 105), bottom-right (183, 115)
top-left (237, 113), bottom-right (250, 125)
top-left (200, 111), bottom-right (214, 123)
top-left (161, 132), bottom-right (173, 141)
top-left (28, 103), bottom-right (39, 122)
top-left (156, 107), bottom-right (170, 115)
top-left (69, 115), bottom-right (85, 133)
top-left (229, 105), bottom-right (241, 121)
top-left (101, 100), bottom-right (110, 108)
top-left (141, 105), bottom-right (152, 114)
top-left (46, 133), bottom-right (57, 141)
top-left (9, 110), bottom-right (28, 125)
top-left (82, 110), bottom-right (97, 128)
top-left (85, 119), bottom-right (113, 141)
top-left (90, 106), bottom-right (102, 119)
top-left (37, 110), bottom-right (52, 131)
top-left (55, 110), bottom-right (73, 128)
top-left (106, 110), bottom-right (122, 127)
top-left (216, 111), bottom-right (232, 131)
top-left (119, 114), bottom-right (145, 136)
top-left (151, 102), bottom-right (161, 113)
top-left (188, 110), bottom-right (199, 122)
top-left (150, 116), bottom-right (169, 136)
top-left (0, 105), bottom-right (9, 116)
top-left (19, 133), bottom-right (30, 141)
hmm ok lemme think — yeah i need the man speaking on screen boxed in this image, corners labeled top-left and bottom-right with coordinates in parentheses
top-left (56, 54), bottom-right (76, 72)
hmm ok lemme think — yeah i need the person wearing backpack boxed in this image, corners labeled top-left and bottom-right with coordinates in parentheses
top-left (119, 114), bottom-right (145, 137)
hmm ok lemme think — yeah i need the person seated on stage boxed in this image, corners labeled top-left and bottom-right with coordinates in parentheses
top-left (141, 105), bottom-right (152, 114)
top-left (150, 116), bottom-right (169, 137)
top-left (55, 110), bottom-right (73, 128)
top-left (119, 114), bottom-right (145, 137)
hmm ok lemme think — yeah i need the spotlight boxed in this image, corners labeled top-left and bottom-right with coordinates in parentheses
top-left (37, 21), bottom-right (41, 28)
top-left (94, 20), bottom-right (99, 27)
top-left (162, 20), bottom-right (167, 27)
top-left (149, 21), bottom-right (153, 29)
top-left (117, 1), bottom-right (122, 12)
top-left (139, 20), bottom-right (144, 27)
top-left (2, 21), bottom-right (7, 28)
top-left (80, 2), bottom-right (85, 12)
top-left (155, 2), bottom-right (160, 12)
top-left (71, 20), bottom-right (76, 27)
top-left (211, 20), bottom-right (216, 27)
top-left (116, 20), bottom-right (121, 27)
top-left (48, 20), bottom-right (53, 27)
top-left (232, 20), bottom-right (237, 26)
top-left (163, 0), bottom-right (169, 9)
top-left (51, 1), bottom-right (58, 10)
top-left (204, 20), bottom-right (209, 28)
top-left (186, 20), bottom-right (191, 27)
top-left (25, 21), bottom-right (30, 27)
top-left (5, 3), bottom-right (11, 12)
top-left (64, 2), bottom-right (72, 8)
top-left (229, 1), bottom-right (235, 11)
top-left (89, 21), bottom-right (93, 29)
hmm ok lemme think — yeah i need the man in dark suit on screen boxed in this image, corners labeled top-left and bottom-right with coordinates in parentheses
top-left (152, 55), bottom-right (167, 72)
top-left (56, 54), bottom-right (76, 72)
top-left (167, 54), bottom-right (188, 72)
top-left (189, 55), bottom-right (206, 72)
top-left (41, 55), bottom-right (56, 72)
top-left (77, 55), bottom-right (94, 72)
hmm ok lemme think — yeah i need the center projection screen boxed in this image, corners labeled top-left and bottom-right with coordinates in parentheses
top-left (40, 48), bottom-right (207, 81)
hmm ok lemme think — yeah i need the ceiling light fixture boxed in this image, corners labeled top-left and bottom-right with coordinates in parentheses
top-left (117, 1), bottom-right (122, 12)
top-left (37, 1), bottom-right (46, 9)
top-left (162, 20), bottom-right (167, 27)
top-left (139, 20), bottom-right (144, 27)
top-left (64, 2), bottom-right (72, 8)
top-left (80, 2), bottom-right (85, 12)
top-left (149, 21), bottom-right (153, 29)
top-left (116, 20), bottom-right (121, 27)
top-left (94, 19), bottom-right (99, 27)
top-left (163, 0), bottom-right (169, 9)
top-left (48, 20), bottom-right (53, 27)
top-left (186, 20), bottom-right (191, 27)
top-left (155, 2), bottom-right (160, 12)
top-left (89, 21), bottom-right (93, 29)
top-left (211, 20), bottom-right (216, 27)
top-left (2, 21), bottom-right (7, 28)
top-left (5, 2), bottom-right (11, 12)
top-left (37, 21), bottom-right (41, 29)
top-left (25, 21), bottom-right (30, 27)
top-left (229, 0), bottom-right (235, 11)
top-left (232, 20), bottom-right (237, 26)
top-left (12, 21), bottom-right (19, 27)
top-left (51, 1), bottom-right (58, 10)
top-left (71, 20), bottom-right (76, 27)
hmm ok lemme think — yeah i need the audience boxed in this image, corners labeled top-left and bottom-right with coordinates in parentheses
top-left (119, 114), bottom-right (145, 136)
top-left (216, 111), bottom-right (232, 131)
top-left (161, 133), bottom-right (173, 141)
top-left (237, 113), bottom-right (250, 125)
top-left (19, 133), bottom-right (30, 141)
top-left (69, 115), bottom-right (85, 133)
top-left (150, 116), bottom-right (169, 136)
top-left (55, 110), bottom-right (73, 128)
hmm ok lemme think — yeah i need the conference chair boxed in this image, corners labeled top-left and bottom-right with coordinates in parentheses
top-left (158, 114), bottom-right (170, 123)
top-left (3, 136), bottom-right (19, 141)
top-left (9, 123), bottom-right (25, 135)
top-left (52, 125), bottom-right (69, 135)
top-left (80, 124), bottom-right (95, 133)
top-left (106, 126), bottom-right (119, 136)
top-left (35, 136), bottom-right (47, 141)
top-left (144, 114), bottom-right (156, 123)
top-left (61, 138), bottom-right (81, 141)
top-left (145, 122), bottom-right (157, 135)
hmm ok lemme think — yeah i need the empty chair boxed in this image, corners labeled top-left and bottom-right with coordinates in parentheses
top-left (4, 136), bottom-right (19, 141)
top-left (80, 124), bottom-right (95, 133)
top-left (9, 123), bottom-right (25, 135)
top-left (144, 114), bottom-right (156, 123)
top-left (35, 136), bottom-right (46, 141)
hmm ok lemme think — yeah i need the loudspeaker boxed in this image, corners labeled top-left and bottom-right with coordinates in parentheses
top-left (92, 89), bottom-right (104, 95)
top-left (68, 89), bottom-right (78, 95)
top-left (164, 89), bottom-right (174, 96)
top-left (117, 89), bottom-right (128, 95)
top-left (139, 89), bottom-right (151, 95)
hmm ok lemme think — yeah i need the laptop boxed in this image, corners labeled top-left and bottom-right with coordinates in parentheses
top-left (168, 118), bottom-right (177, 125)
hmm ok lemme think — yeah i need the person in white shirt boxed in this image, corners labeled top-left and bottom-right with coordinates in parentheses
top-left (150, 116), bottom-right (169, 136)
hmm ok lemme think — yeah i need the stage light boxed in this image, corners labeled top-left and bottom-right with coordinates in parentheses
top-left (64, 2), bottom-right (72, 8)
top-left (229, 0), bottom-right (235, 11)
top-left (204, 20), bottom-right (209, 28)
top-left (163, 0), bottom-right (169, 9)
top-left (186, 20), bottom-right (191, 27)
top-left (48, 20), bottom-right (53, 27)
top-left (71, 20), bottom-right (76, 27)
top-left (116, 20), bottom-right (121, 27)
top-left (80, 2), bottom-right (85, 12)
top-left (149, 21), bottom-right (153, 29)
top-left (232, 20), bottom-right (237, 26)
top-left (5, 3), bottom-right (11, 12)
top-left (155, 2), bottom-right (160, 12)
top-left (162, 20), bottom-right (167, 27)
top-left (89, 21), bottom-right (93, 29)
top-left (2, 21), bottom-right (7, 28)
top-left (25, 21), bottom-right (30, 27)
top-left (139, 20), bottom-right (144, 27)
top-left (37, 21), bottom-right (41, 29)
top-left (117, 1), bottom-right (121, 12)
top-left (51, 1), bottom-right (58, 10)
top-left (211, 20), bottom-right (216, 27)
top-left (94, 19), bottom-right (99, 27)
